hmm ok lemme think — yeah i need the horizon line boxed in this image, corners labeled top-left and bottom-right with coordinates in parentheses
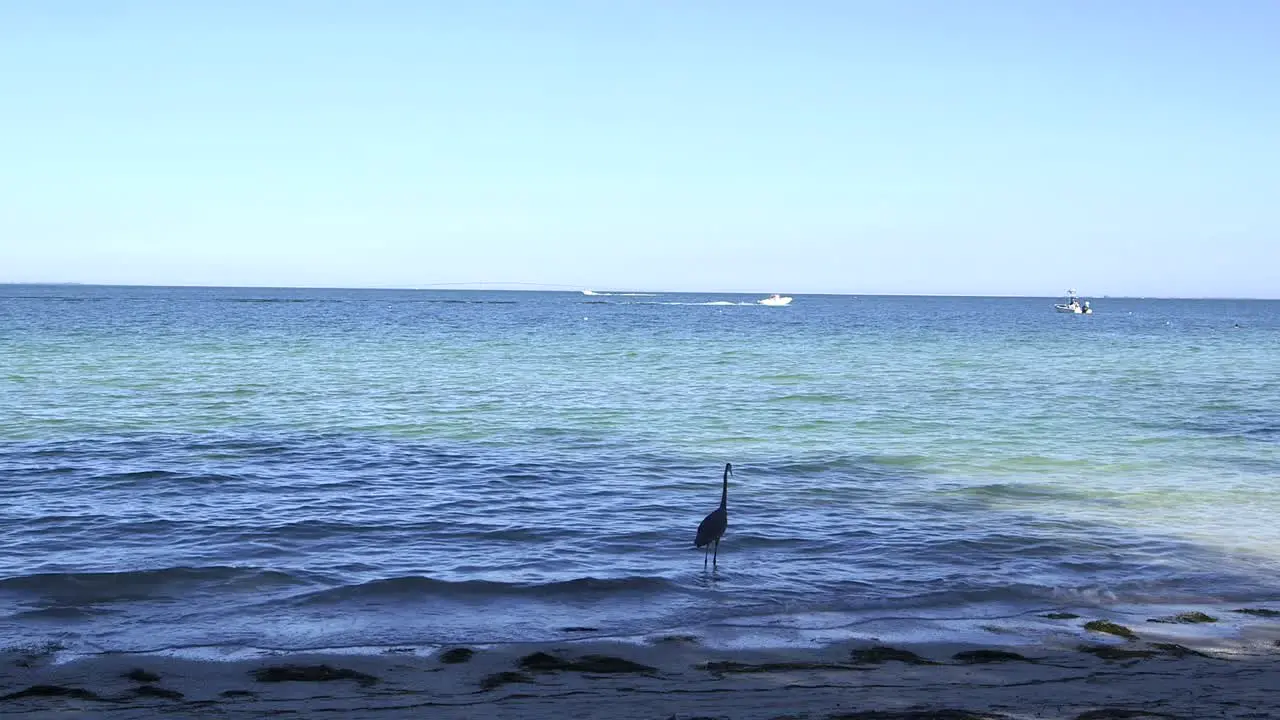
top-left (1, 281), bottom-right (1276, 301)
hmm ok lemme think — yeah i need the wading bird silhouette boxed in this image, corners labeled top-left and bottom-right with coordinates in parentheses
top-left (694, 463), bottom-right (731, 568)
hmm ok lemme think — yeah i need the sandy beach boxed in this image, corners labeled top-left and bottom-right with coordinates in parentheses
top-left (5, 617), bottom-right (1278, 720)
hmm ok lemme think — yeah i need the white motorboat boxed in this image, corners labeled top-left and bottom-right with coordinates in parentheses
top-left (759, 294), bottom-right (793, 306)
top-left (1054, 290), bottom-right (1092, 314)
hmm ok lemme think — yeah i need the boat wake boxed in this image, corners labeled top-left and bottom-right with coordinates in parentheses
top-left (630, 301), bottom-right (760, 306)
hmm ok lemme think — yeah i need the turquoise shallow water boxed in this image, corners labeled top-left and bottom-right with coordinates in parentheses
top-left (1, 284), bottom-right (1278, 654)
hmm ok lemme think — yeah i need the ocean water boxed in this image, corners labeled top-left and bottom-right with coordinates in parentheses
top-left (1, 284), bottom-right (1278, 656)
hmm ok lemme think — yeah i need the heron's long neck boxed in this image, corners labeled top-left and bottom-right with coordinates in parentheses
top-left (720, 474), bottom-right (728, 508)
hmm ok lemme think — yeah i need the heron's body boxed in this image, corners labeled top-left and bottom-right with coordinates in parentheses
top-left (694, 463), bottom-right (732, 568)
top-left (695, 507), bottom-right (726, 549)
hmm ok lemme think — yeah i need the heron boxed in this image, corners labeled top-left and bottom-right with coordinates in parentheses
top-left (694, 463), bottom-right (732, 568)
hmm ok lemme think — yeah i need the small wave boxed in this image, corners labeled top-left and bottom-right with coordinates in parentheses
top-left (831, 579), bottom-right (1235, 614)
top-left (959, 482), bottom-right (1124, 504)
top-left (759, 455), bottom-right (924, 477)
top-left (768, 393), bottom-right (850, 404)
top-left (228, 298), bottom-right (318, 303)
top-left (292, 575), bottom-right (681, 605)
top-left (1176, 409), bottom-right (1280, 442)
top-left (8, 606), bottom-right (114, 621)
top-left (96, 469), bottom-right (179, 481)
top-left (87, 469), bottom-right (246, 487)
top-left (422, 299), bottom-right (517, 305)
top-left (758, 373), bottom-right (819, 383)
top-left (959, 483), bottom-right (1076, 502)
top-left (0, 294), bottom-right (111, 303)
top-left (0, 567), bottom-right (313, 604)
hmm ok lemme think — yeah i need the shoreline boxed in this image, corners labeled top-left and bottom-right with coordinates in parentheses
top-left (5, 614), bottom-right (1277, 719)
top-left (7, 598), bottom-right (1278, 662)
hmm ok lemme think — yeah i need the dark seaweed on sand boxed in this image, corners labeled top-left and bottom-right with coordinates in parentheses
top-left (479, 671), bottom-right (535, 691)
top-left (1147, 611), bottom-right (1217, 624)
top-left (952, 650), bottom-right (1033, 664)
top-left (124, 668), bottom-right (161, 683)
top-left (1077, 645), bottom-right (1159, 661)
top-left (1148, 643), bottom-right (1212, 659)
top-left (1083, 620), bottom-right (1138, 640)
top-left (704, 660), bottom-right (862, 673)
top-left (518, 652), bottom-right (656, 673)
top-left (251, 664), bottom-right (379, 687)
top-left (827, 710), bottom-right (1007, 720)
top-left (850, 646), bottom-right (936, 665)
top-left (439, 647), bottom-right (475, 664)
top-left (1233, 607), bottom-right (1280, 618)
top-left (1073, 710), bottom-right (1177, 720)
top-left (132, 685), bottom-right (184, 701)
top-left (0, 685), bottom-right (101, 702)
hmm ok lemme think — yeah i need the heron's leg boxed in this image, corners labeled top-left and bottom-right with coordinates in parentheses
top-left (703, 547), bottom-right (708, 569)
top-left (713, 540), bottom-right (719, 568)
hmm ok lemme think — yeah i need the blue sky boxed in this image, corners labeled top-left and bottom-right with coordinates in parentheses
top-left (1, 1), bottom-right (1277, 297)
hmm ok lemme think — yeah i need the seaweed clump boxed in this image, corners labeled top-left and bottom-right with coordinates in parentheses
top-left (952, 650), bottom-right (1032, 664)
top-left (123, 668), bottom-right (161, 683)
top-left (439, 648), bottom-right (475, 664)
top-left (1077, 645), bottom-right (1158, 661)
top-left (517, 652), bottom-right (655, 674)
top-left (850, 646), bottom-right (936, 665)
top-left (1233, 608), bottom-right (1280, 618)
top-left (827, 711), bottom-right (1007, 720)
top-left (1073, 710), bottom-right (1176, 720)
top-left (703, 660), bottom-right (860, 673)
top-left (1083, 620), bottom-right (1138, 640)
top-left (0, 685), bottom-right (101, 702)
top-left (251, 664), bottom-right (379, 687)
top-left (133, 685), bottom-right (184, 701)
top-left (1148, 611), bottom-right (1216, 624)
top-left (479, 671), bottom-right (535, 691)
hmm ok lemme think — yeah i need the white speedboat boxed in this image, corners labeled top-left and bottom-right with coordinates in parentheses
top-left (759, 294), bottom-right (793, 306)
top-left (1054, 290), bottom-right (1092, 314)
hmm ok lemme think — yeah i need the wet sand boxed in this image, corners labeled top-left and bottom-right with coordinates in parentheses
top-left (4, 621), bottom-right (1279, 720)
